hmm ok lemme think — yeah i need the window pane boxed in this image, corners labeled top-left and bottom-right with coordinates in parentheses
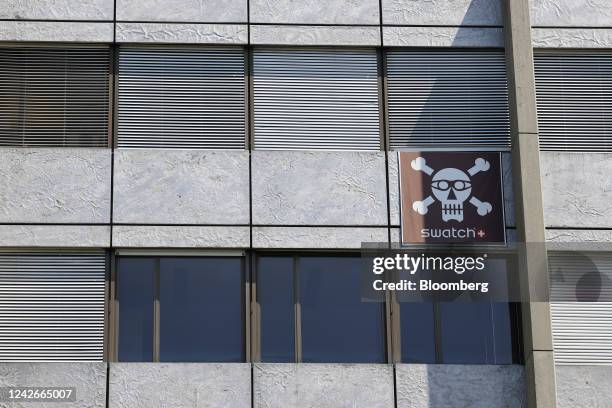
top-left (400, 303), bottom-right (436, 363)
top-left (258, 257), bottom-right (295, 362)
top-left (299, 257), bottom-right (385, 363)
top-left (117, 257), bottom-right (155, 362)
top-left (439, 302), bottom-right (514, 364)
top-left (159, 257), bottom-right (244, 362)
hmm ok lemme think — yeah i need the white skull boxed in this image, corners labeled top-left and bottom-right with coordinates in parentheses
top-left (431, 168), bottom-right (472, 222)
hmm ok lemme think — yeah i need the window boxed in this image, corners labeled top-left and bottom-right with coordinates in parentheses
top-left (252, 48), bottom-right (381, 151)
top-left (257, 255), bottom-right (386, 363)
top-left (0, 47), bottom-right (110, 147)
top-left (0, 252), bottom-right (106, 361)
top-left (117, 47), bottom-right (246, 149)
top-left (386, 49), bottom-right (510, 149)
top-left (534, 51), bottom-right (611, 152)
top-left (116, 256), bottom-right (245, 362)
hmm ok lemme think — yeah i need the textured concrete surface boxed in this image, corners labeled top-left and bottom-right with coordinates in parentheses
top-left (0, 363), bottom-right (106, 408)
top-left (0, 0), bottom-right (113, 20)
top-left (108, 363), bottom-right (250, 408)
top-left (253, 364), bottom-right (394, 408)
top-left (116, 0), bottom-right (247, 22)
top-left (540, 152), bottom-right (612, 229)
top-left (0, 148), bottom-right (111, 224)
top-left (0, 21), bottom-right (113, 42)
top-left (396, 364), bottom-right (526, 408)
top-left (546, 229), bottom-right (612, 242)
top-left (250, 0), bottom-right (379, 24)
top-left (388, 152), bottom-right (400, 227)
top-left (556, 366), bottom-right (612, 408)
top-left (532, 28), bottom-right (612, 48)
top-left (382, 26), bottom-right (504, 47)
top-left (502, 152), bottom-right (516, 228)
top-left (113, 150), bottom-right (249, 225)
top-left (116, 23), bottom-right (247, 43)
top-left (0, 225), bottom-right (110, 247)
top-left (382, 0), bottom-right (503, 26)
top-left (530, 0), bottom-right (612, 27)
top-left (252, 151), bottom-right (387, 226)
top-left (253, 227), bottom-right (388, 248)
top-left (250, 25), bottom-right (380, 46)
top-left (113, 225), bottom-right (250, 247)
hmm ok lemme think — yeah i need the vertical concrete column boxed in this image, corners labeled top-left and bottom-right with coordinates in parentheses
top-left (503, 1), bottom-right (557, 407)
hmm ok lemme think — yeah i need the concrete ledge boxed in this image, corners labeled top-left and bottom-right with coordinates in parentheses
top-left (116, 0), bottom-right (247, 23)
top-left (116, 23), bottom-right (247, 44)
top-left (113, 225), bottom-right (250, 248)
top-left (0, 362), bottom-right (106, 408)
top-left (541, 152), bottom-right (612, 229)
top-left (382, 0), bottom-right (503, 26)
top-left (530, 0), bottom-right (612, 27)
top-left (0, 148), bottom-right (111, 224)
top-left (252, 151), bottom-right (388, 226)
top-left (250, 25), bottom-right (381, 46)
top-left (383, 26), bottom-right (504, 47)
top-left (250, 0), bottom-right (379, 25)
top-left (253, 363), bottom-right (394, 408)
top-left (0, 0), bottom-right (113, 20)
top-left (532, 28), bottom-right (612, 48)
top-left (0, 225), bottom-right (110, 247)
top-left (0, 21), bottom-right (113, 42)
top-left (556, 365), bottom-right (612, 408)
top-left (395, 364), bottom-right (526, 408)
top-left (546, 229), bottom-right (612, 243)
top-left (113, 150), bottom-right (249, 225)
top-left (253, 226), bottom-right (388, 249)
top-left (108, 363), bottom-right (251, 408)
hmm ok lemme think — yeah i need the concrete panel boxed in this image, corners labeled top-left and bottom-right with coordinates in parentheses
top-left (250, 0), bottom-right (379, 24)
top-left (253, 364), bottom-right (394, 408)
top-left (113, 150), bottom-right (249, 225)
top-left (540, 152), bottom-right (612, 229)
top-left (109, 363), bottom-right (250, 408)
top-left (396, 364), bottom-right (527, 408)
top-left (388, 152), bottom-right (400, 227)
top-left (253, 227), bottom-right (388, 249)
top-left (113, 225), bottom-right (250, 247)
top-left (502, 152), bottom-right (516, 228)
top-left (252, 151), bottom-right (388, 226)
top-left (0, 225), bottom-right (110, 247)
top-left (0, 148), bottom-right (111, 224)
top-left (382, 0), bottom-right (503, 26)
top-left (382, 26), bottom-right (504, 47)
top-left (0, 363), bottom-right (106, 408)
top-left (0, 21), bottom-right (113, 42)
top-left (532, 28), bottom-right (612, 48)
top-left (116, 0), bottom-right (247, 23)
top-left (116, 23), bottom-right (247, 44)
top-left (546, 229), bottom-right (612, 242)
top-left (250, 25), bottom-right (381, 46)
top-left (0, 0), bottom-right (113, 20)
top-left (530, 0), bottom-right (612, 27)
top-left (556, 365), bottom-right (612, 408)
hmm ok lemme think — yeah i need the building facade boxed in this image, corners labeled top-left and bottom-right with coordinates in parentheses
top-left (0, 0), bottom-right (610, 407)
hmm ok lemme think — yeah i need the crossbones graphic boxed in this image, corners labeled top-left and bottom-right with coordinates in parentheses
top-left (411, 157), bottom-right (493, 222)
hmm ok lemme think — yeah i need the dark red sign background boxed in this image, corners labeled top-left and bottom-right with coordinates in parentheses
top-left (399, 151), bottom-right (506, 244)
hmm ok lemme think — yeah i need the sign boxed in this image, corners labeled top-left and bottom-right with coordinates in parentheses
top-left (399, 151), bottom-right (506, 244)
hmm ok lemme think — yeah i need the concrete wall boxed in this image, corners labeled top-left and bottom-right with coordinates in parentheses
top-left (556, 365), bottom-right (612, 408)
top-left (0, 363), bottom-right (106, 408)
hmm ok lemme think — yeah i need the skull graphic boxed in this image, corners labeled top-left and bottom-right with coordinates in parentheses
top-left (411, 157), bottom-right (493, 223)
top-left (431, 168), bottom-right (472, 222)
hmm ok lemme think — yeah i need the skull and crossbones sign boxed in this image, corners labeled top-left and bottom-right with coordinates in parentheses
top-left (411, 157), bottom-right (493, 222)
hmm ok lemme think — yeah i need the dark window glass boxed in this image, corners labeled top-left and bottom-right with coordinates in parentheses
top-left (439, 302), bottom-right (514, 364)
top-left (400, 303), bottom-right (436, 363)
top-left (299, 257), bottom-right (386, 363)
top-left (258, 257), bottom-right (295, 362)
top-left (117, 257), bottom-right (155, 362)
top-left (159, 257), bottom-right (244, 362)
